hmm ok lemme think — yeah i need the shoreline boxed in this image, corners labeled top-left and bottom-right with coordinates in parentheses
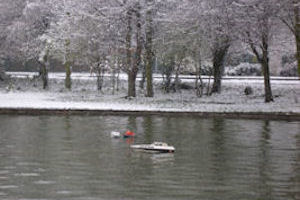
top-left (0, 107), bottom-right (299, 121)
top-left (1, 74), bottom-right (299, 121)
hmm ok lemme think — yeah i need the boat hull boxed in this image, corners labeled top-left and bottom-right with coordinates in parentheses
top-left (130, 144), bottom-right (175, 153)
top-left (123, 135), bottom-right (135, 138)
top-left (134, 148), bottom-right (175, 153)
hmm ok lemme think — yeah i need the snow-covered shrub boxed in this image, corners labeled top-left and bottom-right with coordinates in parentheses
top-left (225, 52), bottom-right (258, 67)
top-left (0, 67), bottom-right (7, 81)
top-left (244, 86), bottom-right (253, 95)
top-left (179, 57), bottom-right (195, 75)
top-left (281, 54), bottom-right (296, 66)
top-left (183, 62), bottom-right (212, 75)
top-left (201, 63), bottom-right (213, 75)
top-left (225, 63), bottom-right (261, 76)
top-left (280, 61), bottom-right (297, 77)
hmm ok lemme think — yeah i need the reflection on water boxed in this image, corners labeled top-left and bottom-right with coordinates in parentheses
top-left (0, 115), bottom-right (299, 200)
top-left (151, 153), bottom-right (175, 165)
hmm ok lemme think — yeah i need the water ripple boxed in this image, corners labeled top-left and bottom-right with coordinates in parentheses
top-left (56, 190), bottom-right (73, 195)
top-left (0, 192), bottom-right (6, 196)
top-left (14, 173), bottom-right (40, 177)
top-left (0, 185), bottom-right (18, 189)
top-left (34, 180), bottom-right (56, 185)
top-left (0, 170), bottom-right (10, 175)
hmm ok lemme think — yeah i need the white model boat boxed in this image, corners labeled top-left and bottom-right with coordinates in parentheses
top-left (110, 131), bottom-right (121, 138)
top-left (130, 142), bottom-right (175, 153)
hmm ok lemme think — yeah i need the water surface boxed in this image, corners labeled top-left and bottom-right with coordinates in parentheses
top-left (0, 115), bottom-right (299, 200)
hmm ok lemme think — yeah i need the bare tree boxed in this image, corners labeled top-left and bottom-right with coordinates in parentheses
top-left (210, 37), bottom-right (231, 94)
top-left (124, 4), bottom-right (142, 97)
top-left (145, 0), bottom-right (154, 97)
top-left (206, 0), bottom-right (234, 94)
top-left (279, 0), bottom-right (300, 78)
top-left (0, 0), bottom-right (26, 80)
top-left (234, 0), bottom-right (278, 102)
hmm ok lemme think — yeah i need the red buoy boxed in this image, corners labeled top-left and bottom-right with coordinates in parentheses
top-left (124, 130), bottom-right (135, 138)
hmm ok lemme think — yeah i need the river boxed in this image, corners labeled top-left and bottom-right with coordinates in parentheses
top-left (0, 115), bottom-right (299, 200)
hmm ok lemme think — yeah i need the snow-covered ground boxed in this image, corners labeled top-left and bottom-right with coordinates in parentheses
top-left (0, 72), bottom-right (299, 116)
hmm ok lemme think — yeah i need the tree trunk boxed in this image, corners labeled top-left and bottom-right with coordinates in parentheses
top-left (162, 58), bottom-right (174, 93)
top-left (128, 71), bottom-right (137, 97)
top-left (64, 39), bottom-right (72, 90)
top-left (296, 34), bottom-right (300, 78)
top-left (97, 76), bottom-right (103, 91)
top-left (173, 56), bottom-right (183, 93)
top-left (211, 42), bottom-right (230, 94)
top-left (195, 54), bottom-right (203, 97)
top-left (262, 58), bottom-right (273, 102)
top-left (126, 8), bottom-right (134, 97)
top-left (111, 58), bottom-right (116, 95)
top-left (139, 64), bottom-right (146, 89)
top-left (96, 63), bottom-right (103, 91)
top-left (295, 3), bottom-right (300, 78)
top-left (206, 71), bottom-right (212, 96)
top-left (261, 33), bottom-right (273, 103)
top-left (0, 67), bottom-right (6, 81)
top-left (174, 64), bottom-right (181, 92)
top-left (126, 5), bottom-right (142, 97)
top-left (117, 69), bottom-right (120, 92)
top-left (116, 58), bottom-right (120, 92)
top-left (65, 61), bottom-right (72, 90)
top-left (134, 4), bottom-right (142, 94)
top-left (165, 73), bottom-right (172, 93)
top-left (37, 53), bottom-right (48, 89)
top-left (41, 63), bottom-right (48, 89)
top-left (145, 0), bottom-right (154, 97)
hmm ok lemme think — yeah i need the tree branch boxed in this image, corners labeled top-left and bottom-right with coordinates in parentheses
top-left (246, 31), bottom-right (262, 62)
top-left (280, 18), bottom-right (295, 35)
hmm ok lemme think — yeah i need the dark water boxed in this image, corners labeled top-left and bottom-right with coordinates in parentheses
top-left (0, 115), bottom-right (299, 200)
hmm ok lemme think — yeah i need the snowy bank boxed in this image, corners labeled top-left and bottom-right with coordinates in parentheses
top-left (0, 73), bottom-right (299, 120)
